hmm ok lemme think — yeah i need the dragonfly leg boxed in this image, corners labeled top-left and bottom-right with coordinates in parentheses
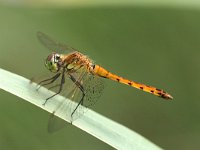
top-left (37, 73), bottom-right (61, 91)
top-left (43, 70), bottom-right (65, 105)
top-left (68, 74), bottom-right (85, 118)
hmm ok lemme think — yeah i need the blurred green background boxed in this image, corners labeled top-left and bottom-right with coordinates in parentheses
top-left (0, 0), bottom-right (200, 150)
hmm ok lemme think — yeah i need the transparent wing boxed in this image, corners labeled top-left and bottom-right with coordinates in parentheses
top-left (66, 70), bottom-right (104, 120)
top-left (37, 32), bottom-right (78, 53)
top-left (47, 112), bottom-right (68, 133)
top-left (32, 67), bottom-right (104, 125)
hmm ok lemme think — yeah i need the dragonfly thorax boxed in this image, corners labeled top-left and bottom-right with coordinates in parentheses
top-left (45, 52), bottom-right (62, 73)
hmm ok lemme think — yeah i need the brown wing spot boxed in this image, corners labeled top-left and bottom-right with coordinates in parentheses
top-left (150, 90), bottom-right (154, 93)
top-left (116, 78), bottom-right (120, 82)
top-left (140, 87), bottom-right (144, 90)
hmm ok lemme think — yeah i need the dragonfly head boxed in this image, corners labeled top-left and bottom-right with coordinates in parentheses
top-left (45, 53), bottom-right (61, 73)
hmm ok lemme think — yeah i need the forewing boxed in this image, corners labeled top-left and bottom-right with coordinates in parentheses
top-left (37, 32), bottom-right (78, 53)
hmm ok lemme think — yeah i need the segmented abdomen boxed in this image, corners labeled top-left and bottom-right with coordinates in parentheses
top-left (92, 65), bottom-right (173, 99)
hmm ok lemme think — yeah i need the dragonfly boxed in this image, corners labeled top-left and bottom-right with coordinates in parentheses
top-left (36, 32), bottom-right (173, 120)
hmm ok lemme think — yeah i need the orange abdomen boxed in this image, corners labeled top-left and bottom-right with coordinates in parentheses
top-left (92, 65), bottom-right (173, 100)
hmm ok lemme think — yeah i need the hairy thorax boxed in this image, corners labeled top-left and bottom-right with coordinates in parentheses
top-left (61, 51), bottom-right (94, 72)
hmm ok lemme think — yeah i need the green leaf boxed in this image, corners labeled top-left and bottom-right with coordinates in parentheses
top-left (0, 68), bottom-right (162, 150)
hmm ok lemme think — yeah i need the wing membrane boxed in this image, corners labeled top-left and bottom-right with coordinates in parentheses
top-left (37, 32), bottom-right (78, 53)
top-left (32, 67), bottom-right (104, 122)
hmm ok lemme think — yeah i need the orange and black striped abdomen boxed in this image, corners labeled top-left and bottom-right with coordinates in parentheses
top-left (92, 65), bottom-right (173, 100)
